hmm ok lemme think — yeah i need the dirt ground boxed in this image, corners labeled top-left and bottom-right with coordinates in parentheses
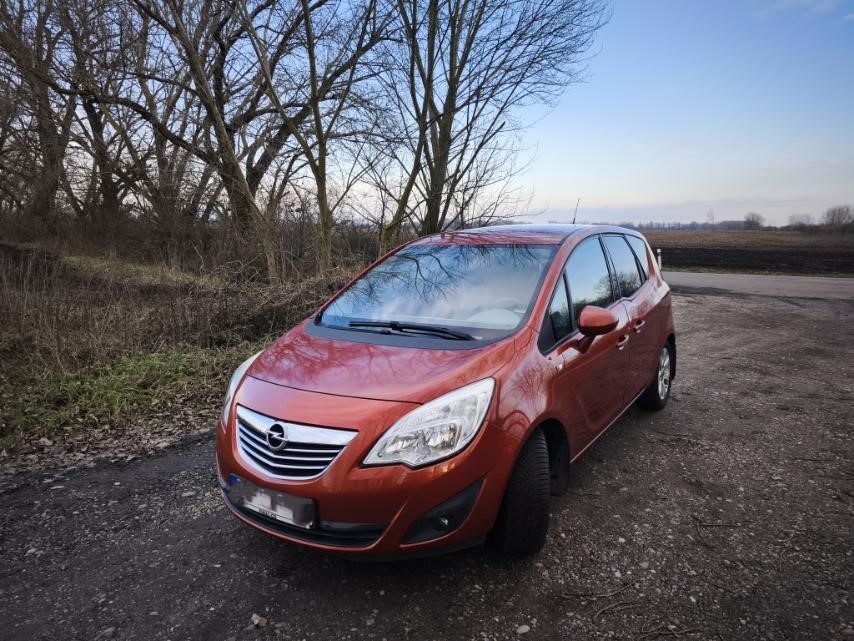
top-left (1, 290), bottom-right (852, 641)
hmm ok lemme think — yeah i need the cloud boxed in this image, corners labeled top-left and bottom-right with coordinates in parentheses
top-left (762, 159), bottom-right (847, 173)
top-left (810, 0), bottom-right (842, 13)
top-left (843, 12), bottom-right (854, 19)
top-left (754, 0), bottom-right (846, 17)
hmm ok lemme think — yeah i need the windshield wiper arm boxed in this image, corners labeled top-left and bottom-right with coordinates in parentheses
top-left (347, 320), bottom-right (474, 340)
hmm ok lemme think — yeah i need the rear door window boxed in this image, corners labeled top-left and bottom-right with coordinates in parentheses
top-left (565, 236), bottom-right (616, 324)
top-left (603, 235), bottom-right (643, 298)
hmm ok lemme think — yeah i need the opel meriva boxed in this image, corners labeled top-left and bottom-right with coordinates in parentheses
top-left (216, 225), bottom-right (676, 557)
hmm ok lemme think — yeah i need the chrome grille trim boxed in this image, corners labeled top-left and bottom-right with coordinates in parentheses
top-left (235, 405), bottom-right (357, 480)
top-left (237, 438), bottom-right (330, 469)
top-left (238, 427), bottom-right (337, 462)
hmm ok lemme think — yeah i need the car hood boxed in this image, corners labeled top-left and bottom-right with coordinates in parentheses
top-left (247, 321), bottom-right (517, 404)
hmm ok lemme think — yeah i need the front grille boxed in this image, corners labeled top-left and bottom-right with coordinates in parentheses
top-left (235, 405), bottom-right (356, 480)
top-left (237, 422), bottom-right (342, 477)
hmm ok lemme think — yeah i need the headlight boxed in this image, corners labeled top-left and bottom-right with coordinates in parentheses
top-left (363, 378), bottom-right (495, 468)
top-left (221, 351), bottom-right (262, 427)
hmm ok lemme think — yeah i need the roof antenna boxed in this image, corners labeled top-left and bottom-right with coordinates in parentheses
top-left (572, 197), bottom-right (581, 224)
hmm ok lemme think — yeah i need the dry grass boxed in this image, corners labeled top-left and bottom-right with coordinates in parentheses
top-left (0, 243), bottom-right (358, 449)
top-left (61, 253), bottom-right (226, 289)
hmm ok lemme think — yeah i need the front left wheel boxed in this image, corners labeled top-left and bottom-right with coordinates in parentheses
top-left (490, 428), bottom-right (550, 555)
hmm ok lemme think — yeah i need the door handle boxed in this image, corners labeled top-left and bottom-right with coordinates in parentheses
top-left (616, 334), bottom-right (630, 350)
top-left (633, 319), bottom-right (646, 334)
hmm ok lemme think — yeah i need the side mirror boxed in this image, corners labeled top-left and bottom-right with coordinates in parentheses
top-left (578, 305), bottom-right (618, 337)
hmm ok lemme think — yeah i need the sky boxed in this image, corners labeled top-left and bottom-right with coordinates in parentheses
top-left (520, 0), bottom-right (854, 226)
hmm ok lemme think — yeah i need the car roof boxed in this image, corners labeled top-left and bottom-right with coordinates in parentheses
top-left (413, 223), bottom-right (624, 246)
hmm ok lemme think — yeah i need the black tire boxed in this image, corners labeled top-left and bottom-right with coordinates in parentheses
top-left (638, 341), bottom-right (674, 411)
top-left (490, 428), bottom-right (550, 555)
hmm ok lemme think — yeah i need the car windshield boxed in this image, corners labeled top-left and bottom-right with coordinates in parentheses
top-left (319, 243), bottom-right (556, 341)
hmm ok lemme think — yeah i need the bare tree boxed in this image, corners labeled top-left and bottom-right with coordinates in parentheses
top-left (0, 0), bottom-right (610, 276)
top-left (54, 0), bottom-right (139, 244)
top-left (377, 0), bottom-right (608, 248)
top-left (240, 0), bottom-right (391, 270)
top-left (111, 0), bottom-right (288, 280)
top-left (112, 12), bottom-right (220, 267)
top-left (788, 214), bottom-right (812, 228)
top-left (822, 205), bottom-right (852, 228)
top-left (0, 60), bottom-right (37, 218)
top-left (65, 0), bottom-right (389, 280)
top-left (744, 212), bottom-right (764, 230)
top-left (0, 0), bottom-right (77, 230)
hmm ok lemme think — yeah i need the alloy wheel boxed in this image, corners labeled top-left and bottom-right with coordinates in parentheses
top-left (657, 347), bottom-right (671, 399)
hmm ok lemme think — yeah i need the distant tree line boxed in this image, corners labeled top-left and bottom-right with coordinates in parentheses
top-left (612, 205), bottom-right (853, 234)
top-left (616, 220), bottom-right (756, 232)
top-left (0, 0), bottom-right (608, 281)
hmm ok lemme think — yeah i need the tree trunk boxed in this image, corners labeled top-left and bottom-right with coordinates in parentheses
top-left (421, 126), bottom-right (452, 234)
top-left (316, 176), bottom-right (332, 272)
top-left (26, 93), bottom-right (74, 232)
top-left (82, 98), bottom-right (121, 243)
top-left (219, 158), bottom-right (282, 284)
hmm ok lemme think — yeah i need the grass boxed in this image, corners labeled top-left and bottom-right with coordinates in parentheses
top-left (0, 243), bottom-right (356, 453)
top-left (61, 253), bottom-right (224, 288)
top-left (0, 344), bottom-right (264, 450)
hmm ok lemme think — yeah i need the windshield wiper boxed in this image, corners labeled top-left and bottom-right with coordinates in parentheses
top-left (347, 320), bottom-right (474, 341)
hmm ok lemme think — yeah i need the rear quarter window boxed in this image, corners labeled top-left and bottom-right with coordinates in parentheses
top-left (625, 235), bottom-right (650, 280)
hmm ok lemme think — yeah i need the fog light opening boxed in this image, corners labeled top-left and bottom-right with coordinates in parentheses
top-left (402, 479), bottom-right (484, 545)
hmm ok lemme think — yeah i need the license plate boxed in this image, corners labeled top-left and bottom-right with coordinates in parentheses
top-left (228, 476), bottom-right (316, 529)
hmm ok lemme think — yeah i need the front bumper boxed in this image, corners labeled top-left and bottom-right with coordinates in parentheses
top-left (218, 470), bottom-right (486, 556)
top-left (215, 384), bottom-right (517, 556)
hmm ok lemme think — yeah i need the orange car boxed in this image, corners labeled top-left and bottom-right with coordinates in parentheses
top-left (216, 225), bottom-right (675, 557)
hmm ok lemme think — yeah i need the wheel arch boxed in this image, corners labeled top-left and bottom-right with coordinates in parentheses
top-left (667, 332), bottom-right (676, 380)
top-left (536, 418), bottom-right (571, 496)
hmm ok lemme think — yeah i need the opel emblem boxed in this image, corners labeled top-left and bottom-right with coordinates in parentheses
top-left (266, 423), bottom-right (289, 451)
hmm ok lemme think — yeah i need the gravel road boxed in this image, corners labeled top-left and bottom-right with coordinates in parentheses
top-left (1, 290), bottom-right (852, 641)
